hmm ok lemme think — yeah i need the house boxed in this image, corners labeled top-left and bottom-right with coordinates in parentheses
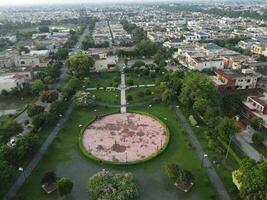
top-left (94, 56), bottom-right (118, 72)
top-left (210, 69), bottom-right (259, 92)
top-left (242, 92), bottom-right (267, 129)
top-left (251, 42), bottom-right (267, 57)
top-left (188, 56), bottom-right (224, 71)
top-left (0, 72), bottom-right (31, 92)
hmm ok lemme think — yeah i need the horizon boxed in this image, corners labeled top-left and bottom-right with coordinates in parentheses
top-left (0, 0), bottom-right (256, 7)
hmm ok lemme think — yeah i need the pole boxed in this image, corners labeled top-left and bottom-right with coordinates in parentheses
top-left (225, 135), bottom-right (234, 160)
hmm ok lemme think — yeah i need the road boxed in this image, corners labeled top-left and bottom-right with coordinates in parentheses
top-left (3, 26), bottom-right (90, 200)
top-left (234, 134), bottom-right (267, 162)
top-left (174, 103), bottom-right (231, 200)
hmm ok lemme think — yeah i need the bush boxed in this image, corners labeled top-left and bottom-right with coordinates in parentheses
top-left (88, 170), bottom-right (139, 200)
top-left (41, 171), bottom-right (57, 185)
top-left (32, 113), bottom-right (47, 130)
top-left (137, 91), bottom-right (145, 98)
top-left (127, 94), bottom-right (133, 101)
top-left (57, 177), bottom-right (73, 196)
top-left (40, 90), bottom-right (59, 103)
top-left (126, 78), bottom-right (134, 86)
top-left (145, 89), bottom-right (152, 96)
top-left (27, 104), bottom-right (45, 117)
top-left (252, 133), bottom-right (264, 145)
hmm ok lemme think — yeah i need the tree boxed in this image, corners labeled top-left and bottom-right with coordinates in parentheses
top-left (39, 26), bottom-right (49, 33)
top-left (216, 117), bottom-right (240, 141)
top-left (32, 79), bottom-right (44, 95)
top-left (126, 78), bottom-right (134, 86)
top-left (88, 170), bottom-right (139, 200)
top-left (73, 91), bottom-right (95, 107)
top-left (32, 113), bottom-right (47, 130)
top-left (62, 77), bottom-right (81, 98)
top-left (235, 159), bottom-right (267, 200)
top-left (56, 48), bottom-right (69, 60)
top-left (0, 117), bottom-right (23, 141)
top-left (41, 171), bottom-right (57, 186)
top-left (27, 104), bottom-right (45, 117)
top-left (66, 53), bottom-right (94, 79)
top-left (252, 133), bottom-right (264, 145)
top-left (137, 91), bottom-right (144, 98)
top-left (132, 60), bottom-right (145, 68)
top-left (0, 160), bottom-right (15, 189)
top-left (57, 177), bottom-right (73, 196)
top-left (165, 163), bottom-right (194, 189)
top-left (145, 89), bottom-right (152, 96)
top-left (15, 133), bottom-right (39, 161)
top-left (250, 117), bottom-right (263, 130)
top-left (40, 90), bottom-right (58, 103)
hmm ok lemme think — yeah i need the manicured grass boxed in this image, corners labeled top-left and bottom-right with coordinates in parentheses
top-left (0, 96), bottom-right (34, 110)
top-left (88, 71), bottom-right (120, 88)
top-left (127, 87), bottom-right (157, 104)
top-left (126, 72), bottom-right (160, 85)
top-left (19, 103), bottom-right (217, 200)
top-left (251, 143), bottom-right (267, 158)
top-left (91, 90), bottom-right (120, 104)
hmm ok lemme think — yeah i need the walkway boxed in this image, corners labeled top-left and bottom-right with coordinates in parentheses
top-left (3, 104), bottom-right (74, 200)
top-left (174, 103), bottom-right (231, 200)
top-left (120, 71), bottom-right (127, 113)
top-left (234, 134), bottom-right (267, 162)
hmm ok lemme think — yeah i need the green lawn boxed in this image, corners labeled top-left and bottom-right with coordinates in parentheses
top-left (19, 103), bottom-right (218, 200)
top-left (0, 96), bottom-right (34, 111)
top-left (91, 90), bottom-right (120, 105)
top-left (126, 72), bottom-right (160, 85)
top-left (88, 71), bottom-right (120, 88)
top-left (127, 87), bottom-right (158, 105)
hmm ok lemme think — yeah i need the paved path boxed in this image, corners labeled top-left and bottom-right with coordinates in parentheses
top-left (3, 104), bottom-right (74, 200)
top-left (120, 71), bottom-right (127, 113)
top-left (0, 109), bottom-right (17, 117)
top-left (174, 103), bottom-right (231, 200)
top-left (234, 134), bottom-right (266, 162)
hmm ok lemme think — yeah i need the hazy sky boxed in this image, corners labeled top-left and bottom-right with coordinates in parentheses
top-left (0, 0), bottom-right (169, 6)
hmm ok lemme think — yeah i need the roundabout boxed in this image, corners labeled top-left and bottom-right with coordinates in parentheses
top-left (80, 113), bottom-right (169, 164)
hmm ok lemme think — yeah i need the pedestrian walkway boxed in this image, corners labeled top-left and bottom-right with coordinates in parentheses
top-left (120, 71), bottom-right (127, 113)
top-left (174, 103), bottom-right (231, 200)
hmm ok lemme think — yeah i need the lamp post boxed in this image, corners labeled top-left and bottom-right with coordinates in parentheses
top-left (225, 135), bottom-right (235, 160)
top-left (19, 167), bottom-right (26, 179)
top-left (125, 151), bottom-right (128, 163)
top-left (201, 154), bottom-right (208, 168)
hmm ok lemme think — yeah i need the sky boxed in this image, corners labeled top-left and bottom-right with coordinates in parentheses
top-left (0, 0), bottom-right (168, 6)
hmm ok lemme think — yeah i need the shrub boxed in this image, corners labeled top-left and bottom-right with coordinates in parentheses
top-left (40, 90), bottom-right (59, 103)
top-left (27, 104), bottom-right (45, 118)
top-left (137, 91), bottom-right (145, 98)
top-left (126, 78), bottom-right (134, 86)
top-left (252, 133), bottom-right (264, 145)
top-left (57, 177), bottom-right (73, 196)
top-left (127, 94), bottom-right (133, 101)
top-left (145, 89), bottom-right (152, 96)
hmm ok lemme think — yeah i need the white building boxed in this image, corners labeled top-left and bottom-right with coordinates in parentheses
top-left (0, 72), bottom-right (31, 92)
top-left (188, 56), bottom-right (224, 71)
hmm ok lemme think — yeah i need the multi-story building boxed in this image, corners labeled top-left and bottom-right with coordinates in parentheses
top-left (210, 69), bottom-right (259, 92)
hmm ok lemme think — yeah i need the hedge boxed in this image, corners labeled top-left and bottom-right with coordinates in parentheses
top-left (79, 111), bottom-right (170, 165)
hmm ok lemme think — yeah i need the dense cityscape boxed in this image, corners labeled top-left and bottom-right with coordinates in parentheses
top-left (0, 0), bottom-right (266, 200)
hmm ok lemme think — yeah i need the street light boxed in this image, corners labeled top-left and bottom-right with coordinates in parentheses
top-left (225, 135), bottom-right (235, 160)
top-left (125, 151), bottom-right (128, 163)
top-left (149, 104), bottom-right (152, 108)
top-left (19, 167), bottom-right (26, 179)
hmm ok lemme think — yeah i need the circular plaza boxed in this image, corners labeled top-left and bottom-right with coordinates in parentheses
top-left (80, 113), bottom-right (169, 164)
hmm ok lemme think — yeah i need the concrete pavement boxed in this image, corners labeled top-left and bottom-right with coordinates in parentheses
top-left (174, 103), bottom-right (231, 200)
top-left (120, 71), bottom-right (127, 113)
top-left (234, 134), bottom-right (266, 162)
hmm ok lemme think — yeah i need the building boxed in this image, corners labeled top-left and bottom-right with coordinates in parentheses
top-left (0, 72), bottom-right (31, 92)
top-left (251, 42), bottom-right (267, 57)
top-left (242, 93), bottom-right (267, 129)
top-left (188, 56), bottom-right (224, 71)
top-left (210, 69), bottom-right (259, 92)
